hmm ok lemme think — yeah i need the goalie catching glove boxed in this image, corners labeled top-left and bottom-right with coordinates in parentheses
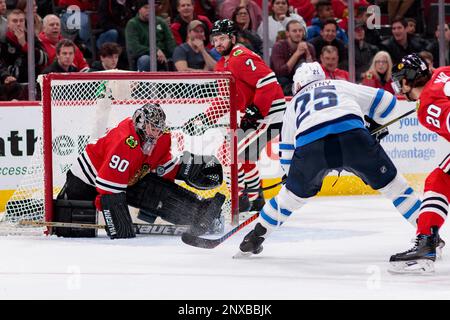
top-left (364, 115), bottom-right (389, 142)
top-left (176, 151), bottom-right (223, 190)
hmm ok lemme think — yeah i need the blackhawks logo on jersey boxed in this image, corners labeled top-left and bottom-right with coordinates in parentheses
top-left (125, 135), bottom-right (138, 149)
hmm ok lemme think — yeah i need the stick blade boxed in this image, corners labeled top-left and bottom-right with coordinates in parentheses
top-left (181, 232), bottom-right (220, 249)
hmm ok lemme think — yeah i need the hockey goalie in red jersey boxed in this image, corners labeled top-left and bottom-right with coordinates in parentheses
top-left (185, 19), bottom-right (286, 213)
top-left (389, 53), bottom-right (449, 273)
top-left (55, 103), bottom-right (225, 239)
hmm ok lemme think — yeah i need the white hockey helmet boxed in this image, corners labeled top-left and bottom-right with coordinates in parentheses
top-left (292, 62), bottom-right (326, 94)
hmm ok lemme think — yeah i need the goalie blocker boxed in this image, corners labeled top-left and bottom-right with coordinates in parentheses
top-left (53, 152), bottom-right (225, 238)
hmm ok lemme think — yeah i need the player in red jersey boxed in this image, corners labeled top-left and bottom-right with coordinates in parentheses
top-left (185, 19), bottom-right (286, 213)
top-left (389, 53), bottom-right (449, 273)
top-left (55, 103), bottom-right (225, 239)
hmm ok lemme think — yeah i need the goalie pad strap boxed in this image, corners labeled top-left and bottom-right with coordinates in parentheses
top-left (100, 193), bottom-right (136, 239)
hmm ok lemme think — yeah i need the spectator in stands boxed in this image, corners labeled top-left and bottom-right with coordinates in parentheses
top-left (89, 42), bottom-right (122, 71)
top-left (16, 0), bottom-right (42, 37)
top-left (309, 18), bottom-right (347, 69)
top-left (125, 0), bottom-right (176, 71)
top-left (386, 0), bottom-right (414, 23)
top-left (306, 0), bottom-right (348, 44)
top-left (232, 5), bottom-right (263, 56)
top-left (289, 0), bottom-right (315, 25)
top-left (330, 0), bottom-right (370, 32)
top-left (271, 19), bottom-right (315, 95)
top-left (42, 39), bottom-right (78, 73)
top-left (96, 0), bottom-right (136, 51)
top-left (0, 9), bottom-right (47, 83)
top-left (419, 50), bottom-right (435, 73)
top-left (257, 0), bottom-right (306, 54)
top-left (172, 19), bottom-right (216, 71)
top-left (404, 17), bottom-right (429, 49)
top-left (0, 78), bottom-right (28, 100)
top-left (354, 21), bottom-right (378, 82)
top-left (0, 58), bottom-right (28, 100)
top-left (426, 23), bottom-right (450, 68)
top-left (320, 45), bottom-right (348, 80)
top-left (361, 51), bottom-right (394, 94)
top-left (39, 14), bottom-right (89, 72)
top-left (357, 2), bottom-right (382, 47)
top-left (36, 0), bottom-right (53, 17)
top-left (156, 0), bottom-right (172, 25)
top-left (58, 0), bottom-right (98, 54)
top-left (380, 17), bottom-right (423, 65)
top-left (0, 0), bottom-right (7, 42)
top-left (171, 0), bottom-right (212, 46)
top-left (405, 17), bottom-right (416, 35)
top-left (220, 0), bottom-right (262, 32)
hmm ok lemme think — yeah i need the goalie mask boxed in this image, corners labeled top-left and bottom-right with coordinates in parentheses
top-left (132, 103), bottom-right (167, 155)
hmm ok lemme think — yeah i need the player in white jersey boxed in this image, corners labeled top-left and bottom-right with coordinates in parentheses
top-left (236, 62), bottom-right (422, 257)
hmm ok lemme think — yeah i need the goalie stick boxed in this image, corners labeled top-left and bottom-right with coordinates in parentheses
top-left (19, 220), bottom-right (189, 236)
top-left (181, 212), bottom-right (259, 249)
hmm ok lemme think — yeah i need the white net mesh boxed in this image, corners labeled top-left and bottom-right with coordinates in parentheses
top-left (1, 72), bottom-right (236, 235)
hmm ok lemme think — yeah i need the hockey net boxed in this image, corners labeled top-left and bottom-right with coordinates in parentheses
top-left (1, 72), bottom-right (238, 235)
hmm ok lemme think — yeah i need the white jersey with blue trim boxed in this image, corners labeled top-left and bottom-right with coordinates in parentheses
top-left (279, 79), bottom-right (397, 174)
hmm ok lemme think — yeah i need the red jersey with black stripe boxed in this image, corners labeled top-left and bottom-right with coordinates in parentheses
top-left (71, 118), bottom-right (179, 197)
top-left (417, 67), bottom-right (450, 142)
top-left (215, 45), bottom-right (285, 122)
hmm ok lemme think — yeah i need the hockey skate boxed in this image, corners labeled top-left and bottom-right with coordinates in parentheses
top-left (389, 227), bottom-right (440, 274)
top-left (233, 223), bottom-right (266, 259)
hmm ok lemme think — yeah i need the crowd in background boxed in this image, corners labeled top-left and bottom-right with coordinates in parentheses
top-left (0, 0), bottom-right (449, 100)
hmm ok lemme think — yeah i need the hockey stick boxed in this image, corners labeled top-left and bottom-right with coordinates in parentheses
top-left (241, 176), bottom-right (287, 194)
top-left (169, 123), bottom-right (229, 132)
top-left (181, 212), bottom-right (259, 249)
top-left (19, 220), bottom-right (189, 236)
top-left (370, 109), bottom-right (416, 135)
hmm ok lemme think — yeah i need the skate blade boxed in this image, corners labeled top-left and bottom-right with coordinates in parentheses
top-left (232, 250), bottom-right (254, 259)
top-left (436, 247), bottom-right (443, 260)
top-left (388, 260), bottom-right (435, 275)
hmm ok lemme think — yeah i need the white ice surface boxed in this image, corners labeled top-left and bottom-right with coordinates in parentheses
top-left (1, 196), bottom-right (449, 300)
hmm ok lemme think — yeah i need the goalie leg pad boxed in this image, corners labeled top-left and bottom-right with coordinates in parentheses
top-left (53, 199), bottom-right (97, 238)
top-left (127, 174), bottom-right (223, 228)
top-left (190, 193), bottom-right (226, 236)
top-left (100, 193), bottom-right (136, 239)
